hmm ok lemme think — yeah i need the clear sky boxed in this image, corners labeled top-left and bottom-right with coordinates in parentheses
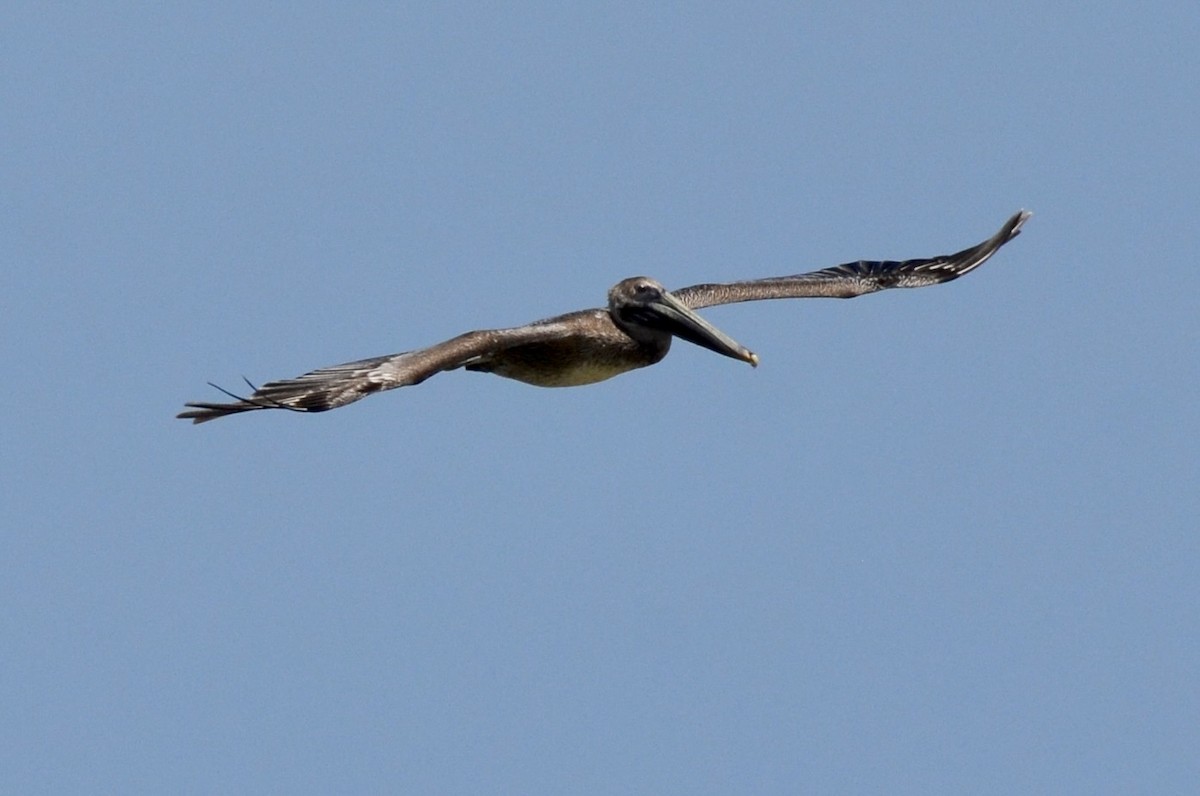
top-left (4, 3), bottom-right (1197, 793)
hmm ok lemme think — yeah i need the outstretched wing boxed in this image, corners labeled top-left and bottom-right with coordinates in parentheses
top-left (177, 320), bottom-right (581, 423)
top-left (672, 210), bottom-right (1030, 310)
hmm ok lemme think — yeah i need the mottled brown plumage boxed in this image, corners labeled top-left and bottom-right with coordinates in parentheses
top-left (178, 210), bottom-right (1029, 423)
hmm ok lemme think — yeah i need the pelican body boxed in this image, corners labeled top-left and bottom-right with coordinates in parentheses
top-left (461, 280), bottom-right (757, 388)
top-left (178, 211), bottom-right (1029, 423)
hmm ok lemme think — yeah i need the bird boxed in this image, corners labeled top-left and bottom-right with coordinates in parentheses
top-left (178, 210), bottom-right (1030, 424)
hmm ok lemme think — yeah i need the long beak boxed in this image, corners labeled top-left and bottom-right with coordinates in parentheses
top-left (649, 291), bottom-right (759, 366)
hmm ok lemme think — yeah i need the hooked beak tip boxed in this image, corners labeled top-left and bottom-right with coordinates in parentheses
top-left (747, 352), bottom-right (759, 368)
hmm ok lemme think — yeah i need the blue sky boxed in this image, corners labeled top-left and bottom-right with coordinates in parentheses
top-left (4, 3), bottom-right (1197, 792)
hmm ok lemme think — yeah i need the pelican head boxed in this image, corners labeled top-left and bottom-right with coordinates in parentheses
top-left (608, 277), bottom-right (758, 366)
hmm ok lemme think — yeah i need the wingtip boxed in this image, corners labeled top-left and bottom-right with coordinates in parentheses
top-left (1010, 209), bottom-right (1033, 236)
top-left (176, 404), bottom-right (230, 424)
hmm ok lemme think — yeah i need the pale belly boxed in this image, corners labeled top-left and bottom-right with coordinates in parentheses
top-left (462, 330), bottom-right (669, 388)
top-left (464, 343), bottom-right (661, 387)
top-left (502, 359), bottom-right (645, 388)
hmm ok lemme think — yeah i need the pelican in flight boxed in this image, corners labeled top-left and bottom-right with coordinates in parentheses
top-left (178, 210), bottom-right (1030, 423)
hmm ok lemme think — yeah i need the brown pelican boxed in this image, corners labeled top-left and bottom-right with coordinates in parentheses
top-left (178, 210), bottom-right (1030, 423)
